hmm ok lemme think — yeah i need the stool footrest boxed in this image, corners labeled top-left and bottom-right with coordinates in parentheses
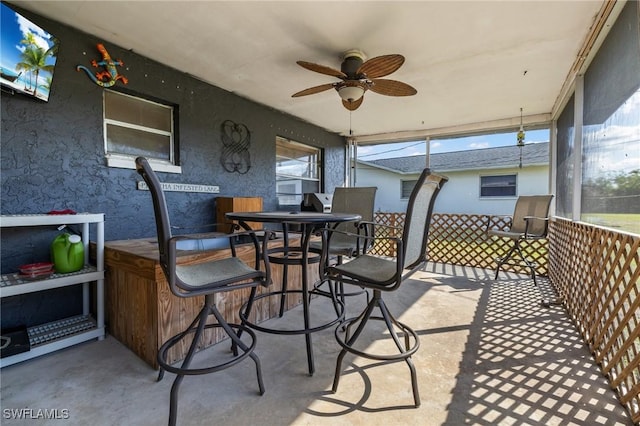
top-left (331, 293), bottom-right (421, 407)
top-left (157, 323), bottom-right (258, 376)
top-left (335, 315), bottom-right (419, 361)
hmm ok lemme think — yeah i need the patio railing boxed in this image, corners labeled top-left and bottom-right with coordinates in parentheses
top-left (371, 212), bottom-right (639, 423)
top-left (549, 217), bottom-right (639, 423)
top-left (371, 212), bottom-right (549, 276)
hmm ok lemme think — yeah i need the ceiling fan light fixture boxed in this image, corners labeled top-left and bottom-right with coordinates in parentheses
top-left (338, 85), bottom-right (365, 102)
top-left (294, 50), bottom-right (415, 111)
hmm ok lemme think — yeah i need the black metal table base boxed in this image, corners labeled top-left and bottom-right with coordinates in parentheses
top-left (226, 212), bottom-right (362, 377)
top-left (240, 287), bottom-right (344, 376)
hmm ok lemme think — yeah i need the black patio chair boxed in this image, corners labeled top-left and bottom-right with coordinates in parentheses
top-left (320, 169), bottom-right (447, 407)
top-left (135, 157), bottom-right (272, 426)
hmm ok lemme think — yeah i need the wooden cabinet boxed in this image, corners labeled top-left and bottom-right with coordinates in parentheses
top-left (216, 196), bottom-right (263, 233)
top-left (104, 237), bottom-right (315, 369)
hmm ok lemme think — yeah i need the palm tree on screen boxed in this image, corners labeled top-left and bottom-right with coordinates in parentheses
top-left (16, 33), bottom-right (58, 97)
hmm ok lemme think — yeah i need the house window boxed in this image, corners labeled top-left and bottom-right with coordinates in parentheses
top-left (103, 90), bottom-right (180, 173)
top-left (480, 174), bottom-right (517, 197)
top-left (401, 180), bottom-right (418, 199)
top-left (276, 136), bottom-right (321, 209)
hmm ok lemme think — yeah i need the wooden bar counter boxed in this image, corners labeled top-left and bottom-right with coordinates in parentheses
top-left (104, 236), bottom-right (315, 368)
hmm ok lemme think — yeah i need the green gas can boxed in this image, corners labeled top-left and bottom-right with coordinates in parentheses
top-left (51, 233), bottom-right (84, 273)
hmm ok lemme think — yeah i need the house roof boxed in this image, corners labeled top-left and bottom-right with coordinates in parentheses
top-left (359, 142), bottom-right (549, 174)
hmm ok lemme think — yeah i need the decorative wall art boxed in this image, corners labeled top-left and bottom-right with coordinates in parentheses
top-left (220, 119), bottom-right (251, 174)
top-left (76, 43), bottom-right (128, 87)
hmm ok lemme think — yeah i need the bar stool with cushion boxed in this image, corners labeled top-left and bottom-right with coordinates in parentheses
top-left (135, 157), bottom-right (272, 426)
top-left (320, 169), bottom-right (447, 407)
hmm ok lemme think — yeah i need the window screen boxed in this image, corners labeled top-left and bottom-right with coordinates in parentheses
top-left (104, 90), bottom-right (177, 169)
top-left (401, 180), bottom-right (418, 199)
top-left (276, 137), bottom-right (321, 208)
top-left (480, 175), bottom-right (517, 197)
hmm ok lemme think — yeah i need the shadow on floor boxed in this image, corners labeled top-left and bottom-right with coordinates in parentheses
top-left (426, 266), bottom-right (631, 425)
top-left (0, 263), bottom-right (633, 425)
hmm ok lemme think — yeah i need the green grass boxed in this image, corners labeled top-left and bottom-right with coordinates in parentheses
top-left (581, 213), bottom-right (640, 235)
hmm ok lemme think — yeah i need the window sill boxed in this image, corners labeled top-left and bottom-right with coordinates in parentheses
top-left (106, 156), bottom-right (182, 174)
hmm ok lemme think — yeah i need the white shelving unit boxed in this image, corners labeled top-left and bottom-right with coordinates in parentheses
top-left (0, 213), bottom-right (105, 367)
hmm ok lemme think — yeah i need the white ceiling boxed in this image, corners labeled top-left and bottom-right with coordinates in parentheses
top-left (14, 1), bottom-right (607, 141)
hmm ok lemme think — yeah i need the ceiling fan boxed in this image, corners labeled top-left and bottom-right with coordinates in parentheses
top-left (292, 49), bottom-right (417, 111)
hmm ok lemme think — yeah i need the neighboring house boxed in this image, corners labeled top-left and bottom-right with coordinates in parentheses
top-left (355, 142), bottom-right (549, 215)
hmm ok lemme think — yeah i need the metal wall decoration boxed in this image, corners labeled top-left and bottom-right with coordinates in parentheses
top-left (76, 43), bottom-right (128, 87)
top-left (220, 119), bottom-right (251, 174)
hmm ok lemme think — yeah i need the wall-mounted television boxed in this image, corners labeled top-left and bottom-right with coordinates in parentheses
top-left (0, 2), bottom-right (58, 102)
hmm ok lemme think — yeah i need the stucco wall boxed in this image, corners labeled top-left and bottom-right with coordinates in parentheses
top-left (0, 6), bottom-right (345, 327)
top-left (356, 163), bottom-right (550, 215)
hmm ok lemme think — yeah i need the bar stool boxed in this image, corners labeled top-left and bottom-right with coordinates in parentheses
top-left (320, 170), bottom-right (447, 407)
top-left (135, 157), bottom-right (272, 426)
top-left (309, 186), bottom-right (377, 310)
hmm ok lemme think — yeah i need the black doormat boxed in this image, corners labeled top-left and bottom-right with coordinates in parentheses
top-left (0, 326), bottom-right (30, 358)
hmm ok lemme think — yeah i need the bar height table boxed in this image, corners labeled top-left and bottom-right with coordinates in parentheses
top-left (226, 211), bottom-right (361, 375)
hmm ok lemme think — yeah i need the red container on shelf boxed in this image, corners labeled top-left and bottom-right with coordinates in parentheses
top-left (18, 262), bottom-right (54, 280)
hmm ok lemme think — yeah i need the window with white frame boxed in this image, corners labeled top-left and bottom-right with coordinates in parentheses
top-left (103, 90), bottom-right (180, 173)
top-left (275, 136), bottom-right (321, 209)
top-left (480, 174), bottom-right (517, 197)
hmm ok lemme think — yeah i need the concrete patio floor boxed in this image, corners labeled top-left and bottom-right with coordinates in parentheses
top-left (0, 263), bottom-right (633, 425)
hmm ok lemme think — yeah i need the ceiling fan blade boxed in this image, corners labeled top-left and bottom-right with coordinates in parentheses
top-left (342, 96), bottom-right (363, 111)
top-left (296, 61), bottom-right (347, 79)
top-left (368, 79), bottom-right (417, 96)
top-left (292, 83), bottom-right (336, 97)
top-left (357, 54), bottom-right (405, 78)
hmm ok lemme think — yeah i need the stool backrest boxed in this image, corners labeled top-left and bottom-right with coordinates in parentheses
top-left (331, 186), bottom-right (377, 249)
top-left (135, 157), bottom-right (172, 271)
top-left (511, 195), bottom-right (554, 236)
top-left (402, 170), bottom-right (448, 270)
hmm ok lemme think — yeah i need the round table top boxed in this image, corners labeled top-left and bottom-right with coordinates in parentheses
top-left (226, 211), bottom-right (361, 224)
